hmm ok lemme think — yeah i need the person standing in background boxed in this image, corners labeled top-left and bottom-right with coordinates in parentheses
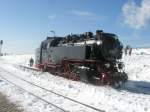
top-left (125, 45), bottom-right (129, 55)
top-left (129, 47), bottom-right (132, 56)
top-left (29, 57), bottom-right (34, 67)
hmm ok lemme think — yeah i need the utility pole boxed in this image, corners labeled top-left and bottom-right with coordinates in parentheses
top-left (0, 40), bottom-right (3, 56)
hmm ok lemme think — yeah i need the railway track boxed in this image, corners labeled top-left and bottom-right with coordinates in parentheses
top-left (0, 75), bottom-right (66, 112)
top-left (18, 65), bottom-right (150, 94)
top-left (0, 66), bottom-right (105, 112)
top-left (18, 65), bottom-right (40, 72)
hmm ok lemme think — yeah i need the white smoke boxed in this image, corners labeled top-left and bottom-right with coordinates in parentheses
top-left (122, 0), bottom-right (150, 29)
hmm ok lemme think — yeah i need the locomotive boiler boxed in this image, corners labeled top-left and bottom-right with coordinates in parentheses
top-left (35, 30), bottom-right (128, 85)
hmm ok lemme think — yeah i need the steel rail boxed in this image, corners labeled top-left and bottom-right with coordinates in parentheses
top-left (0, 74), bottom-right (66, 112)
top-left (14, 65), bottom-right (105, 112)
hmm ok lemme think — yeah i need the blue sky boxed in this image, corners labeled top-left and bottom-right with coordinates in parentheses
top-left (0, 0), bottom-right (150, 53)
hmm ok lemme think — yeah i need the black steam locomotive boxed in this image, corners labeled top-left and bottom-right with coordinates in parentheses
top-left (35, 30), bottom-right (127, 85)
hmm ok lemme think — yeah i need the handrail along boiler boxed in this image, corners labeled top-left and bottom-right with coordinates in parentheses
top-left (35, 30), bottom-right (128, 85)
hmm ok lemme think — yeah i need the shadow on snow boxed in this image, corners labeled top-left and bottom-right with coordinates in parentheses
top-left (118, 80), bottom-right (150, 95)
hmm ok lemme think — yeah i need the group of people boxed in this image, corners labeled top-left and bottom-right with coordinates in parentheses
top-left (125, 45), bottom-right (132, 56)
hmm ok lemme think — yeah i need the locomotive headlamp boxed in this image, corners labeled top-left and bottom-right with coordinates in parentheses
top-left (97, 41), bottom-right (101, 45)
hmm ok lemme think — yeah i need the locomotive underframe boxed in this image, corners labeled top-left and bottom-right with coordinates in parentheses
top-left (36, 58), bottom-right (127, 85)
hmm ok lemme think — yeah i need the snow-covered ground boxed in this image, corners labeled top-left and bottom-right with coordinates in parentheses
top-left (0, 49), bottom-right (150, 112)
top-left (0, 54), bottom-right (34, 66)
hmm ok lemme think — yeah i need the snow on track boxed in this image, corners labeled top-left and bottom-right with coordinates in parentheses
top-left (0, 76), bottom-right (65, 112)
top-left (0, 67), bottom-right (103, 112)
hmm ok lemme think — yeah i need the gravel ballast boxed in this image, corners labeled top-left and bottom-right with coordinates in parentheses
top-left (0, 92), bottom-right (23, 112)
